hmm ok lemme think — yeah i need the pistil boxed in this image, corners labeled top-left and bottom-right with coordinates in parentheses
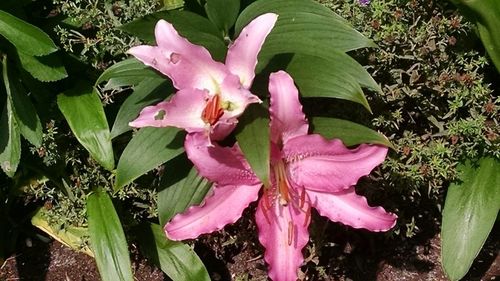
top-left (201, 94), bottom-right (224, 125)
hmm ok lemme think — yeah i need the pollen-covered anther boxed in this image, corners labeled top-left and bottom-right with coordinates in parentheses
top-left (287, 221), bottom-right (294, 246)
top-left (304, 206), bottom-right (311, 227)
top-left (202, 94), bottom-right (224, 125)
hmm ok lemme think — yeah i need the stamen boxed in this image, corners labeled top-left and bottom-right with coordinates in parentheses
top-left (201, 95), bottom-right (224, 125)
top-left (261, 199), bottom-right (272, 225)
top-left (304, 206), bottom-right (311, 227)
top-left (275, 161), bottom-right (291, 205)
top-left (299, 188), bottom-right (306, 209)
top-left (262, 193), bottom-right (270, 210)
top-left (287, 221), bottom-right (294, 246)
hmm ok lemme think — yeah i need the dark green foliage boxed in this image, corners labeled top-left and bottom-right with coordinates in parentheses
top-left (325, 0), bottom-right (499, 237)
top-left (53, 0), bottom-right (163, 69)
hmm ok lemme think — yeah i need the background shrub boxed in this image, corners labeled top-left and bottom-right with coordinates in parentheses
top-left (322, 0), bottom-right (499, 237)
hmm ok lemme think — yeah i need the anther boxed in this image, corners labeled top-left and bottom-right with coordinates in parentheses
top-left (304, 207), bottom-right (311, 227)
top-left (287, 221), bottom-right (294, 246)
top-left (201, 95), bottom-right (224, 125)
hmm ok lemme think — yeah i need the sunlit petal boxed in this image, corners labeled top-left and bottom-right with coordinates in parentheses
top-left (165, 183), bottom-right (261, 240)
top-left (269, 71), bottom-right (309, 145)
top-left (128, 20), bottom-right (227, 92)
top-left (184, 133), bottom-right (260, 186)
top-left (129, 88), bottom-right (207, 132)
top-left (255, 191), bottom-right (309, 281)
top-left (226, 13), bottom-right (278, 89)
top-left (308, 187), bottom-right (397, 231)
top-left (284, 134), bottom-right (388, 192)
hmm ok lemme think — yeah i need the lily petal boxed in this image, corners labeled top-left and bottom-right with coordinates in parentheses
top-left (165, 183), bottom-right (261, 240)
top-left (226, 13), bottom-right (278, 89)
top-left (255, 192), bottom-right (309, 281)
top-left (129, 88), bottom-right (207, 132)
top-left (284, 134), bottom-right (388, 192)
top-left (307, 187), bottom-right (397, 231)
top-left (219, 74), bottom-right (261, 120)
top-left (128, 20), bottom-right (227, 92)
top-left (185, 133), bottom-right (260, 186)
top-left (269, 71), bottom-right (309, 145)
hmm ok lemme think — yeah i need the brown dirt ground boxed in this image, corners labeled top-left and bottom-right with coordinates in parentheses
top-left (0, 222), bottom-right (498, 281)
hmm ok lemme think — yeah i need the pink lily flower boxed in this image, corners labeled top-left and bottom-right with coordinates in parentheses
top-left (127, 13), bottom-right (278, 141)
top-left (165, 71), bottom-right (397, 281)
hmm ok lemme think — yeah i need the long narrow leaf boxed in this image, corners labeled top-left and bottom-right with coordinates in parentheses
top-left (287, 54), bottom-right (371, 112)
top-left (0, 10), bottom-right (58, 56)
top-left (4, 59), bottom-right (43, 147)
top-left (111, 78), bottom-right (172, 139)
top-left (0, 57), bottom-right (21, 177)
top-left (95, 58), bottom-right (161, 89)
top-left (205, 0), bottom-right (240, 33)
top-left (0, 102), bottom-right (20, 177)
top-left (114, 127), bottom-right (184, 190)
top-left (235, 0), bottom-right (374, 56)
top-left (17, 51), bottom-right (67, 82)
top-left (120, 10), bottom-right (226, 61)
top-left (235, 104), bottom-right (270, 187)
top-left (311, 117), bottom-right (393, 148)
top-left (441, 157), bottom-right (500, 281)
top-left (57, 83), bottom-right (115, 170)
top-left (157, 154), bottom-right (212, 225)
top-left (136, 223), bottom-right (210, 281)
top-left (87, 188), bottom-right (133, 281)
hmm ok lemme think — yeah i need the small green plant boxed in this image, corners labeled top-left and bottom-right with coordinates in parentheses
top-left (327, 0), bottom-right (499, 238)
top-left (53, 0), bottom-right (163, 69)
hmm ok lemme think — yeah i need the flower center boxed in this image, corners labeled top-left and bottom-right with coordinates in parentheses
top-left (201, 94), bottom-right (224, 125)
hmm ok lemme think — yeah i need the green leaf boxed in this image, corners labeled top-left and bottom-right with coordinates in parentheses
top-left (441, 157), bottom-right (500, 281)
top-left (111, 78), bottom-right (172, 139)
top-left (31, 208), bottom-right (93, 257)
top-left (1, 57), bottom-right (21, 177)
top-left (235, 0), bottom-right (375, 59)
top-left (95, 58), bottom-right (161, 90)
top-left (17, 51), bottom-right (67, 82)
top-left (0, 10), bottom-right (58, 56)
top-left (120, 10), bottom-right (226, 61)
top-left (205, 0), bottom-right (240, 33)
top-left (311, 117), bottom-right (393, 148)
top-left (136, 223), bottom-right (210, 281)
top-left (287, 54), bottom-right (371, 112)
top-left (114, 127), bottom-right (184, 190)
top-left (57, 83), bottom-right (115, 171)
top-left (3, 55), bottom-right (42, 147)
top-left (235, 103), bottom-right (270, 187)
top-left (449, 0), bottom-right (500, 72)
top-left (161, 0), bottom-right (184, 10)
top-left (87, 188), bottom-right (134, 281)
top-left (157, 155), bottom-right (211, 225)
top-left (0, 103), bottom-right (20, 178)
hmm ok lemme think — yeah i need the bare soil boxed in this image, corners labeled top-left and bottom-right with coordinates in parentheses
top-left (1, 221), bottom-right (497, 281)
